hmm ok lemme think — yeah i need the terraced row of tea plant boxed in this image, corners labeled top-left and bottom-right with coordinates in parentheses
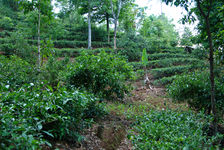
top-left (129, 48), bottom-right (207, 86)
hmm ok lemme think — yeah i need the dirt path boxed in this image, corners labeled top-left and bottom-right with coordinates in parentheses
top-left (48, 75), bottom-right (187, 150)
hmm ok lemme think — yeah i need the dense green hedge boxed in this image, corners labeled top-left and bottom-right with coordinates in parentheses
top-left (0, 43), bottom-right (15, 55)
top-left (150, 65), bottom-right (192, 79)
top-left (0, 31), bottom-right (11, 37)
top-left (148, 58), bottom-right (204, 68)
top-left (153, 76), bottom-right (177, 86)
top-left (128, 58), bottom-right (203, 71)
top-left (54, 48), bottom-right (113, 57)
top-left (159, 48), bottom-right (185, 54)
top-left (128, 62), bottom-right (144, 71)
top-left (0, 37), bottom-right (11, 44)
top-left (27, 40), bottom-right (111, 48)
top-left (149, 53), bottom-right (190, 60)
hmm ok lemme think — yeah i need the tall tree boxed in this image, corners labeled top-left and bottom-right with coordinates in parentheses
top-left (87, 0), bottom-right (92, 49)
top-left (139, 14), bottom-right (178, 50)
top-left (74, 0), bottom-right (101, 49)
top-left (17, 0), bottom-right (53, 68)
top-left (162, 0), bottom-right (221, 133)
top-left (110, 0), bottom-right (123, 49)
top-left (92, 0), bottom-right (112, 43)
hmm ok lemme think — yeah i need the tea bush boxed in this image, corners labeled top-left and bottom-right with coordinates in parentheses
top-left (64, 51), bottom-right (135, 100)
top-left (41, 56), bottom-right (70, 88)
top-left (54, 48), bottom-right (113, 57)
top-left (150, 65), bottom-right (192, 79)
top-left (168, 71), bottom-right (224, 114)
top-left (0, 55), bottom-right (38, 90)
top-left (0, 83), bottom-right (106, 149)
top-left (153, 75), bottom-right (177, 86)
top-left (129, 109), bottom-right (221, 149)
top-left (148, 58), bottom-right (203, 68)
top-left (53, 40), bottom-right (110, 49)
top-left (150, 53), bottom-right (190, 60)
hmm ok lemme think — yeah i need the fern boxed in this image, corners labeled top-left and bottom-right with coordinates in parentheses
top-left (141, 48), bottom-right (148, 67)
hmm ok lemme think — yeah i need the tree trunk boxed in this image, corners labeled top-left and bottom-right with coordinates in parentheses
top-left (37, 6), bottom-right (41, 68)
top-left (206, 17), bottom-right (217, 133)
top-left (106, 13), bottom-right (110, 43)
top-left (196, 0), bottom-right (217, 134)
top-left (88, 1), bottom-right (92, 49)
top-left (110, 0), bottom-right (122, 50)
top-left (114, 20), bottom-right (117, 50)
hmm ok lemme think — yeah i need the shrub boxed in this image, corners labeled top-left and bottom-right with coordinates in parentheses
top-left (0, 16), bottom-right (14, 30)
top-left (0, 55), bottom-right (38, 90)
top-left (168, 71), bottom-right (224, 114)
top-left (41, 56), bottom-right (70, 88)
top-left (10, 32), bottom-right (37, 63)
top-left (0, 83), bottom-right (106, 149)
top-left (0, 43), bottom-right (15, 55)
top-left (129, 109), bottom-right (221, 149)
top-left (63, 51), bottom-right (135, 100)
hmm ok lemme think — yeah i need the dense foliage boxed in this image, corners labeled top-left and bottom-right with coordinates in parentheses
top-left (139, 14), bottom-right (179, 50)
top-left (117, 31), bottom-right (151, 61)
top-left (0, 55), bottom-right (108, 149)
top-left (64, 51), bottom-right (135, 100)
top-left (0, 55), bottom-right (38, 89)
top-left (0, 82), bottom-right (106, 149)
top-left (129, 109), bottom-right (221, 149)
top-left (168, 71), bottom-right (224, 115)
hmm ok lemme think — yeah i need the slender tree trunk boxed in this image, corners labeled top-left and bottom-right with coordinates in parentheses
top-left (88, 1), bottom-right (92, 49)
top-left (37, 6), bottom-right (41, 68)
top-left (206, 17), bottom-right (217, 133)
top-left (196, 0), bottom-right (217, 133)
top-left (110, 0), bottom-right (122, 50)
top-left (106, 13), bottom-right (110, 43)
top-left (114, 20), bottom-right (117, 49)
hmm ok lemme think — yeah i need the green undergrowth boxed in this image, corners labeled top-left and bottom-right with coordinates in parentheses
top-left (107, 102), bottom-right (222, 149)
top-left (168, 71), bottom-right (224, 115)
top-left (0, 83), bottom-right (107, 149)
top-left (129, 109), bottom-right (222, 149)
